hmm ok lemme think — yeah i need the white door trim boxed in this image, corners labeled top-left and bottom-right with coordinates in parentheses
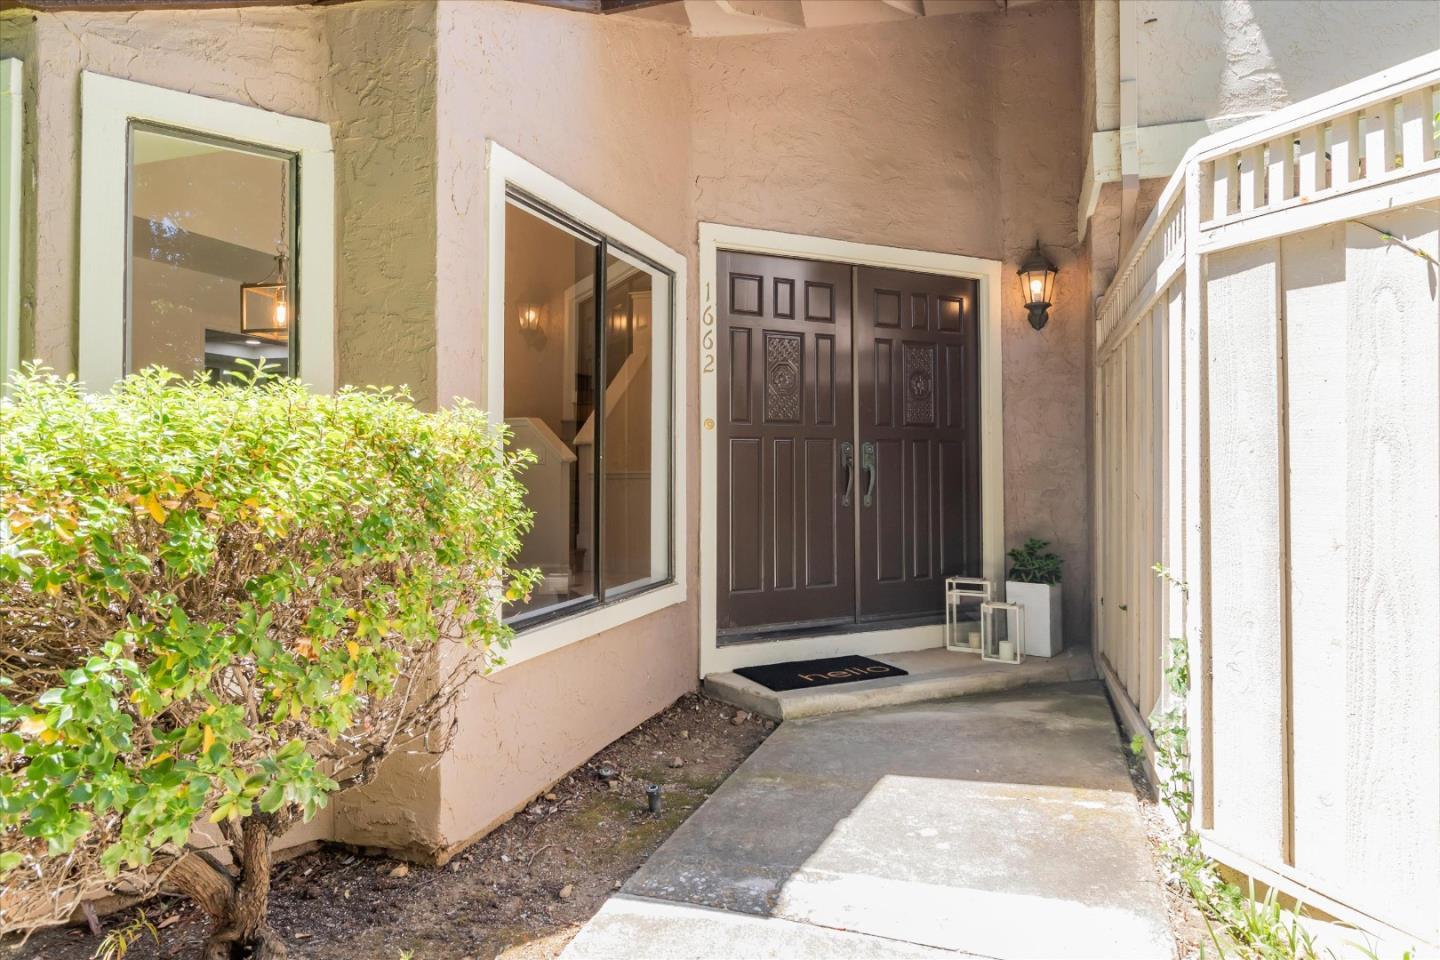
top-left (698, 222), bottom-right (1005, 677)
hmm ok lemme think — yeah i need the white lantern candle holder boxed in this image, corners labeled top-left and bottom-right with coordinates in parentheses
top-left (980, 600), bottom-right (1024, 665)
top-left (945, 576), bottom-right (991, 652)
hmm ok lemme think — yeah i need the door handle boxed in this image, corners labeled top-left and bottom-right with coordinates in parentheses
top-left (861, 441), bottom-right (876, 507)
top-left (840, 441), bottom-right (854, 508)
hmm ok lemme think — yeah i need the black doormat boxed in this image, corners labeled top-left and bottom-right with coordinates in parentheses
top-left (735, 655), bottom-right (908, 693)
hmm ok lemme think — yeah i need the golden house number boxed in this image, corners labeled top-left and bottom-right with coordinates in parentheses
top-left (701, 282), bottom-right (716, 374)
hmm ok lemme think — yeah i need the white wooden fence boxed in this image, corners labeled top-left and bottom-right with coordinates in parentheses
top-left (1093, 51), bottom-right (1440, 947)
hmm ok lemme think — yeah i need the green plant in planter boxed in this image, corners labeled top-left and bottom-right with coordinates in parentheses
top-left (0, 365), bottom-right (538, 959)
top-left (1006, 538), bottom-right (1062, 585)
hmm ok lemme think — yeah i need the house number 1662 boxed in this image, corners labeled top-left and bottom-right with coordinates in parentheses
top-left (701, 282), bottom-right (716, 374)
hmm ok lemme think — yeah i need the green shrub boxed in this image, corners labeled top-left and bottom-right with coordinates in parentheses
top-left (0, 365), bottom-right (536, 955)
top-left (1006, 537), bottom-right (1063, 585)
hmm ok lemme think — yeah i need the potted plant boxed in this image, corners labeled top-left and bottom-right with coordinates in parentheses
top-left (1005, 538), bottom-right (1063, 658)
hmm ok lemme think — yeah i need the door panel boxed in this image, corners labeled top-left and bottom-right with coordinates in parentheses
top-left (856, 267), bottom-right (981, 621)
top-left (717, 252), bottom-right (855, 637)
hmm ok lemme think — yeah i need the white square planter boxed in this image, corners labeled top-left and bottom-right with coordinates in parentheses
top-left (1005, 581), bottom-right (1062, 658)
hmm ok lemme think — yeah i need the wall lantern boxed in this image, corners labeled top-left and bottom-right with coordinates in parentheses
top-left (240, 254), bottom-right (290, 340)
top-left (517, 302), bottom-right (543, 333)
top-left (1017, 243), bottom-right (1057, 331)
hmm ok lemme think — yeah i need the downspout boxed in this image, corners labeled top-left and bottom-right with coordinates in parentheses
top-left (1118, 0), bottom-right (1139, 258)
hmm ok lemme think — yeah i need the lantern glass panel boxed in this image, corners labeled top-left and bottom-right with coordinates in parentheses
top-left (980, 600), bottom-right (1024, 664)
top-left (1019, 266), bottom-right (1054, 307)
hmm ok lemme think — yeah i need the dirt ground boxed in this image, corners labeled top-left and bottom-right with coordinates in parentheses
top-left (1116, 724), bottom-right (1210, 960)
top-left (8, 692), bottom-right (771, 960)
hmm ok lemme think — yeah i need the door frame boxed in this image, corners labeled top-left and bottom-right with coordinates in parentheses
top-left (699, 223), bottom-right (1005, 676)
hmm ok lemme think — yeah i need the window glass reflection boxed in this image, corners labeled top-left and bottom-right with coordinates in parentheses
top-left (503, 201), bottom-right (599, 617)
top-left (599, 250), bottom-right (671, 598)
top-left (128, 126), bottom-right (296, 381)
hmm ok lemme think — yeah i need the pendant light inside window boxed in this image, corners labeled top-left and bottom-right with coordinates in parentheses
top-left (240, 161), bottom-right (292, 341)
top-left (241, 253), bottom-right (290, 339)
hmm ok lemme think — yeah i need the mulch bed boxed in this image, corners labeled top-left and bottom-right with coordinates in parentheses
top-left (8, 693), bottom-right (772, 960)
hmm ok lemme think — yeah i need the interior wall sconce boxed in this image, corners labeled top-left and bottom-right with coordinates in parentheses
top-left (1017, 243), bottom-right (1057, 331)
top-left (609, 300), bottom-right (629, 337)
top-left (517, 302), bottom-right (543, 333)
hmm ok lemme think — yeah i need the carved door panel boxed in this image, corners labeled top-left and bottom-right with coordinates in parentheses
top-left (717, 252), bottom-right (855, 638)
top-left (854, 266), bottom-right (982, 622)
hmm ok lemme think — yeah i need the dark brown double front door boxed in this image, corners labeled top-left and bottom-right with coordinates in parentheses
top-left (717, 251), bottom-right (982, 641)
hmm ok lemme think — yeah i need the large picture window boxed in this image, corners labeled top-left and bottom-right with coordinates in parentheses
top-left (503, 192), bottom-right (674, 627)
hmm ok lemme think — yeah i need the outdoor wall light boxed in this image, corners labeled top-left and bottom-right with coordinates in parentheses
top-left (517, 302), bottom-right (543, 333)
top-left (1017, 243), bottom-right (1057, 331)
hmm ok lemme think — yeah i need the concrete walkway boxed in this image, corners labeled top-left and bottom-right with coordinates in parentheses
top-left (561, 682), bottom-right (1174, 960)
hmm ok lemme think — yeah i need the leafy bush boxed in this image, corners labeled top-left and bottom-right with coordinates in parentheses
top-left (1006, 537), bottom-right (1063, 585)
top-left (0, 366), bottom-right (536, 957)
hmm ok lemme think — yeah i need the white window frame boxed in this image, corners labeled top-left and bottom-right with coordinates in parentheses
top-left (78, 72), bottom-right (335, 392)
top-left (484, 142), bottom-right (687, 668)
top-left (0, 58), bottom-right (22, 396)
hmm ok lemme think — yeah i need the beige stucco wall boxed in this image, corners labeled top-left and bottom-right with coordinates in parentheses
top-left (1130, 0), bottom-right (1439, 128)
top-left (332, 0), bottom-right (700, 855)
top-left (326, 0), bottom-right (440, 409)
top-left (0, 4), bottom-right (329, 378)
top-left (1084, 0), bottom-right (1439, 290)
top-left (5, 0), bottom-right (1093, 859)
top-left (690, 0), bottom-right (1093, 644)
top-left (0, 0), bottom-right (439, 402)
top-left (1085, 0), bottom-right (1438, 137)
top-left (0, 0), bottom-right (443, 858)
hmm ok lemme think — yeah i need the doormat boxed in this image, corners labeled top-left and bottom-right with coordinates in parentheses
top-left (735, 655), bottom-right (908, 693)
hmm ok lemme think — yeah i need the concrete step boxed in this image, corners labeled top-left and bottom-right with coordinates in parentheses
top-left (703, 645), bottom-right (1097, 721)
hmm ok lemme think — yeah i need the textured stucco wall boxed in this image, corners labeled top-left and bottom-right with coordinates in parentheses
top-left (1085, 0), bottom-right (1438, 136)
top-left (429, 0), bottom-right (697, 852)
top-left (326, 0), bottom-right (439, 409)
top-left (0, 0), bottom-right (447, 857)
top-left (331, 0), bottom-right (699, 855)
top-left (1132, 0), bottom-right (1439, 127)
top-left (1086, 0), bottom-right (1439, 287)
top-left (690, 1), bottom-right (1093, 644)
top-left (0, 0), bottom-right (438, 401)
top-left (5, 0), bottom-right (1088, 861)
top-left (0, 5), bottom-right (329, 379)
top-left (989, 4), bottom-right (1091, 645)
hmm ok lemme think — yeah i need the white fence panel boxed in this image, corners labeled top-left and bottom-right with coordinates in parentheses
top-left (1093, 51), bottom-right (1440, 947)
top-left (1204, 239), bottom-right (1288, 864)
